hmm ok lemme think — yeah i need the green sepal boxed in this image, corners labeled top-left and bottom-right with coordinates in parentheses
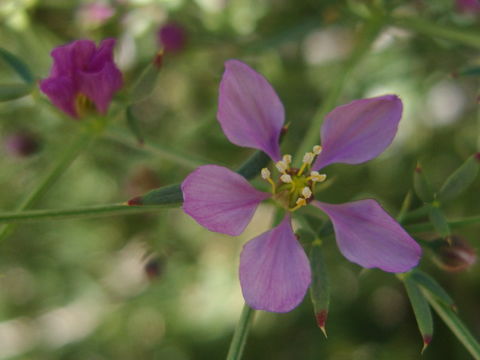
top-left (413, 163), bottom-right (435, 203)
top-left (126, 105), bottom-right (144, 144)
top-left (129, 58), bottom-right (162, 104)
top-left (403, 274), bottom-right (434, 352)
top-left (428, 205), bottom-right (451, 237)
top-left (0, 47), bottom-right (35, 84)
top-left (309, 241), bottom-right (330, 337)
top-left (411, 269), bottom-right (455, 310)
top-left (0, 83), bottom-right (34, 102)
top-left (438, 154), bottom-right (480, 203)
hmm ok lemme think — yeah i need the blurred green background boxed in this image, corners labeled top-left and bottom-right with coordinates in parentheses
top-left (0, 0), bottom-right (479, 359)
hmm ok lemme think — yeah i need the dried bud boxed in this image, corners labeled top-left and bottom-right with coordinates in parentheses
top-left (4, 132), bottom-right (40, 157)
top-left (434, 235), bottom-right (476, 272)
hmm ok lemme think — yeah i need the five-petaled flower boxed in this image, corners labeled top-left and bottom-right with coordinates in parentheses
top-left (181, 60), bottom-right (422, 313)
top-left (40, 39), bottom-right (123, 119)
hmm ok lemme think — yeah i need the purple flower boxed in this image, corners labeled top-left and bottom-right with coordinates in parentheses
top-left (181, 60), bottom-right (422, 313)
top-left (40, 39), bottom-right (123, 118)
top-left (157, 23), bottom-right (187, 53)
top-left (456, 0), bottom-right (480, 13)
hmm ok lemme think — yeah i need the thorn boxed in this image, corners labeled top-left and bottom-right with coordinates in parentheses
top-left (153, 50), bottom-right (164, 69)
top-left (315, 310), bottom-right (328, 338)
top-left (475, 153), bottom-right (480, 163)
top-left (421, 335), bottom-right (432, 354)
top-left (451, 304), bottom-right (458, 313)
top-left (415, 163), bottom-right (422, 173)
top-left (127, 196), bottom-right (143, 206)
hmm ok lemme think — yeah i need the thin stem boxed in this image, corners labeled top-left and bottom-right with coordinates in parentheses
top-left (294, 18), bottom-right (384, 160)
top-left (391, 16), bottom-right (480, 49)
top-left (0, 132), bottom-right (93, 242)
top-left (0, 203), bottom-right (171, 224)
top-left (404, 214), bottom-right (480, 233)
top-left (226, 303), bottom-right (255, 360)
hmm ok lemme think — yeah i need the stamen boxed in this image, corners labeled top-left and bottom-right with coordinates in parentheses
top-left (309, 171), bottom-right (327, 182)
top-left (289, 197), bottom-right (307, 212)
top-left (302, 187), bottom-right (312, 199)
top-left (282, 154), bottom-right (292, 165)
top-left (280, 174), bottom-right (293, 183)
top-left (313, 145), bottom-right (322, 155)
top-left (261, 167), bottom-right (276, 194)
top-left (303, 152), bottom-right (315, 165)
top-left (275, 160), bottom-right (288, 173)
top-left (261, 168), bottom-right (271, 180)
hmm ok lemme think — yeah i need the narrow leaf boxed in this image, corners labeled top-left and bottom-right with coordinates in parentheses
top-left (126, 105), bottom-right (144, 144)
top-left (309, 241), bottom-right (330, 338)
top-left (128, 184), bottom-right (182, 206)
top-left (438, 154), bottom-right (480, 203)
top-left (411, 270), bottom-right (456, 310)
top-left (129, 53), bottom-right (162, 104)
top-left (413, 163), bottom-right (434, 203)
top-left (0, 48), bottom-right (34, 84)
top-left (422, 290), bottom-right (480, 360)
top-left (403, 275), bottom-right (434, 353)
top-left (0, 83), bottom-right (33, 102)
top-left (429, 206), bottom-right (451, 237)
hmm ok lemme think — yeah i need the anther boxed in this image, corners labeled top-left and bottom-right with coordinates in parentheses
top-left (275, 160), bottom-right (288, 173)
top-left (280, 174), bottom-right (293, 183)
top-left (282, 154), bottom-right (292, 164)
top-left (303, 152), bottom-right (315, 165)
top-left (261, 168), bottom-right (271, 180)
top-left (296, 198), bottom-right (307, 206)
top-left (310, 171), bottom-right (327, 182)
top-left (313, 145), bottom-right (322, 155)
top-left (302, 187), bottom-right (312, 199)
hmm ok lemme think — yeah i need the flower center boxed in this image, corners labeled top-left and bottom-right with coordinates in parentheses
top-left (261, 145), bottom-right (326, 211)
top-left (75, 93), bottom-right (97, 117)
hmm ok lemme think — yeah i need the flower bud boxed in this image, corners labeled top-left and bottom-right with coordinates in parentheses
top-left (434, 235), bottom-right (476, 272)
top-left (157, 23), bottom-right (187, 53)
top-left (4, 132), bottom-right (40, 157)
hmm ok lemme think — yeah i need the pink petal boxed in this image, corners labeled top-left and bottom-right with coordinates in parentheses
top-left (50, 40), bottom-right (96, 78)
top-left (181, 165), bottom-right (270, 236)
top-left (39, 76), bottom-right (77, 118)
top-left (239, 215), bottom-right (311, 313)
top-left (217, 60), bottom-right (284, 161)
top-left (313, 95), bottom-right (403, 170)
top-left (313, 199), bottom-right (421, 273)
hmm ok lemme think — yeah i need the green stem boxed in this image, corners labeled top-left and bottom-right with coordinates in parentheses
top-left (404, 214), bottom-right (480, 233)
top-left (0, 203), bottom-right (171, 224)
top-left (226, 303), bottom-right (255, 360)
top-left (0, 132), bottom-right (93, 241)
top-left (294, 18), bottom-right (384, 160)
top-left (422, 290), bottom-right (480, 360)
top-left (105, 127), bottom-right (210, 170)
top-left (392, 16), bottom-right (480, 49)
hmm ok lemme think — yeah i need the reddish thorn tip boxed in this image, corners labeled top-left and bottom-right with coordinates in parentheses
top-left (153, 50), bottom-right (164, 69)
top-left (315, 310), bottom-right (328, 338)
top-left (127, 196), bottom-right (143, 206)
top-left (422, 335), bottom-right (432, 353)
top-left (474, 153), bottom-right (480, 162)
top-left (415, 165), bottom-right (422, 173)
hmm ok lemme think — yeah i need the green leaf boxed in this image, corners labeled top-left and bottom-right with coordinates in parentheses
top-left (126, 106), bottom-right (144, 144)
top-left (0, 83), bottom-right (34, 102)
top-left (422, 290), bottom-right (480, 360)
top-left (403, 275), bottom-right (434, 352)
top-left (411, 270), bottom-right (455, 310)
top-left (438, 154), bottom-right (480, 203)
top-left (413, 163), bottom-right (434, 203)
top-left (0, 47), bottom-right (35, 84)
top-left (129, 58), bottom-right (162, 104)
top-left (429, 205), bottom-right (451, 237)
top-left (309, 241), bottom-right (330, 337)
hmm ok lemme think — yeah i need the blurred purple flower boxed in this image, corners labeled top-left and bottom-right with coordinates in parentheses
top-left (4, 132), bottom-right (40, 157)
top-left (157, 23), bottom-right (187, 53)
top-left (181, 60), bottom-right (422, 313)
top-left (77, 2), bottom-right (115, 27)
top-left (40, 39), bottom-right (123, 118)
top-left (456, 0), bottom-right (480, 13)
